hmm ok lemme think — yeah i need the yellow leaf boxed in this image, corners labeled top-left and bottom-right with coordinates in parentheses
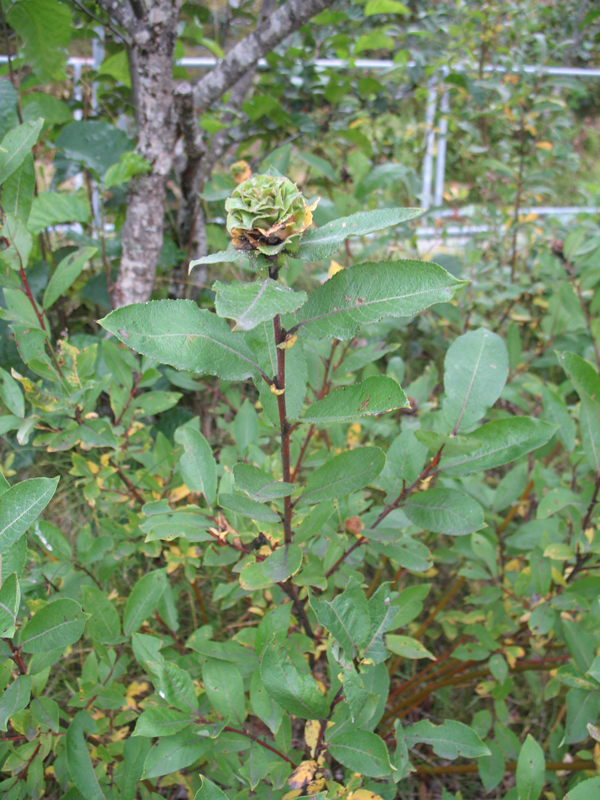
top-left (328, 260), bottom-right (344, 278)
top-left (277, 334), bottom-right (298, 350)
top-left (505, 559), bottom-right (521, 572)
top-left (349, 791), bottom-right (386, 800)
top-left (304, 719), bottom-right (321, 758)
top-left (288, 760), bottom-right (318, 790)
top-left (111, 727), bottom-right (129, 742)
top-left (536, 141), bottom-right (553, 150)
top-left (126, 681), bottom-right (148, 698)
top-left (270, 384), bottom-right (285, 396)
top-left (552, 567), bottom-right (567, 587)
top-left (86, 461), bottom-right (100, 475)
top-left (169, 484), bottom-right (190, 503)
top-left (100, 453), bottom-right (111, 467)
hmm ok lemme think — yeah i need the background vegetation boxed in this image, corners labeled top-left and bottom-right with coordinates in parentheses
top-left (1, 1), bottom-right (600, 799)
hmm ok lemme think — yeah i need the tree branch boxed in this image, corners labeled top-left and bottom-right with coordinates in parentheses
top-left (193, 0), bottom-right (337, 113)
top-left (95, 0), bottom-right (137, 35)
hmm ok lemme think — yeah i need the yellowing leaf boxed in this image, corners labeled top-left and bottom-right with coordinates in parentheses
top-left (349, 790), bottom-right (386, 800)
top-left (168, 484), bottom-right (190, 503)
top-left (328, 260), bottom-right (344, 278)
top-left (536, 141), bottom-right (553, 150)
top-left (288, 760), bottom-right (318, 790)
top-left (305, 720), bottom-right (321, 757)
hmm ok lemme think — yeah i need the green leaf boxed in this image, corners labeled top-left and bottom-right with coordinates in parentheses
top-left (536, 488), bottom-right (584, 519)
top-left (300, 446), bottom-right (385, 505)
top-left (414, 430), bottom-right (482, 455)
top-left (566, 778), bottom-right (600, 799)
top-left (233, 463), bottom-right (294, 502)
top-left (28, 191), bottom-right (90, 234)
top-left (478, 740), bottom-right (506, 793)
top-left (140, 508), bottom-right (213, 543)
top-left (403, 488), bottom-right (486, 536)
top-left (234, 399), bottom-right (259, 452)
top-left (55, 120), bottom-right (132, 178)
top-left (214, 279), bottom-right (307, 331)
top-left (385, 635), bottom-right (435, 660)
top-left (157, 660), bottom-right (200, 713)
top-left (354, 30), bottom-right (395, 53)
top-left (296, 151), bottom-right (338, 182)
top-left (328, 729), bottom-right (392, 777)
top-left (310, 578), bottom-right (370, 659)
top-left (218, 492), bottom-right (280, 523)
top-left (296, 208), bottom-right (421, 261)
top-left (22, 92), bottom-right (71, 126)
top-left (564, 688), bottom-right (600, 743)
top-left (120, 737), bottom-right (150, 800)
top-left (0, 573), bottom-right (19, 637)
top-left (365, 0), bottom-right (409, 15)
top-left (260, 638), bottom-right (329, 719)
top-left (385, 430), bottom-right (428, 483)
top-left (295, 261), bottom-right (467, 340)
top-left (262, 544), bottom-right (303, 582)
top-left (0, 477), bottom-right (58, 555)
top-left (516, 734), bottom-right (545, 800)
top-left (440, 418), bottom-right (557, 476)
top-left (240, 545), bottom-right (303, 590)
top-left (302, 376), bottom-right (408, 424)
top-left (404, 719), bottom-right (491, 759)
top-left (66, 711), bottom-right (106, 800)
top-left (250, 322), bottom-right (307, 424)
top-left (250, 672), bottom-right (284, 734)
top-left (174, 425), bottom-right (217, 505)
top-left (100, 301), bottom-right (263, 381)
top-left (0, 366), bottom-right (25, 418)
top-left (6, 0), bottom-right (72, 82)
top-left (195, 776), bottom-right (230, 800)
top-left (556, 351), bottom-right (600, 399)
top-left (541, 385), bottom-right (575, 452)
top-left (96, 49), bottom-right (132, 89)
top-left (134, 707), bottom-right (193, 737)
top-left (20, 598), bottom-right (86, 653)
top-left (203, 658), bottom-right (245, 723)
top-left (0, 675), bottom-right (31, 731)
top-left (81, 586), bottom-right (121, 644)
top-left (363, 582), bottom-right (400, 663)
top-left (0, 214), bottom-right (33, 271)
top-left (443, 328), bottom-right (509, 432)
top-left (43, 247), bottom-right (97, 309)
top-left (0, 119), bottom-right (44, 185)
top-left (1, 152), bottom-right (35, 222)
top-left (142, 729), bottom-right (210, 779)
top-left (104, 151), bottom-right (150, 189)
top-left (123, 569), bottom-right (167, 636)
top-left (189, 247), bottom-right (245, 268)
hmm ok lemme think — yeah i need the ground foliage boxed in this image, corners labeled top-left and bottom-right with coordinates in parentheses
top-left (1, 2), bottom-right (600, 800)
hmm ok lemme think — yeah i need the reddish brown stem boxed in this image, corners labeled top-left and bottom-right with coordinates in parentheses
top-left (3, 640), bottom-right (27, 675)
top-left (272, 314), bottom-right (293, 546)
top-left (224, 726), bottom-right (294, 764)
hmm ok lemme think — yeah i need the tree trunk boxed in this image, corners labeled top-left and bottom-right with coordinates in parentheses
top-left (112, 0), bottom-right (179, 307)
top-left (98, 0), bottom-right (337, 308)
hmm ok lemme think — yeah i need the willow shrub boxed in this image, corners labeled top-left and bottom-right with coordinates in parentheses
top-left (1, 127), bottom-right (600, 800)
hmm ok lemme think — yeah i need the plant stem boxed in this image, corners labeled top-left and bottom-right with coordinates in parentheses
top-left (272, 313), bottom-right (293, 546)
top-left (415, 760), bottom-right (592, 777)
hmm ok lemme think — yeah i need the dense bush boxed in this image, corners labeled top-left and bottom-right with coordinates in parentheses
top-left (2, 2), bottom-right (600, 799)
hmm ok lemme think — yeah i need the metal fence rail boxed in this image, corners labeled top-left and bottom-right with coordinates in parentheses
top-left (1, 52), bottom-right (599, 238)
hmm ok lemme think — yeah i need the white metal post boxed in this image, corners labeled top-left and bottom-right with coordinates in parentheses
top-left (421, 75), bottom-right (437, 211)
top-left (434, 66), bottom-right (449, 207)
